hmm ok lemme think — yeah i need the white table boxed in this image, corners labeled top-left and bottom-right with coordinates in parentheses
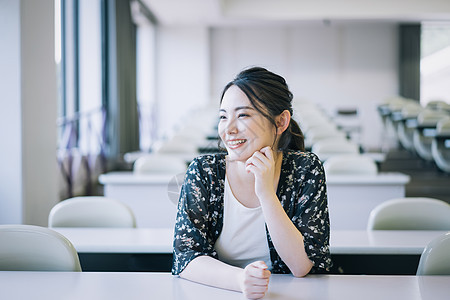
top-left (99, 171), bottom-right (410, 230)
top-left (326, 172), bottom-right (411, 229)
top-left (99, 172), bottom-right (183, 228)
top-left (52, 228), bottom-right (447, 274)
top-left (53, 228), bottom-right (446, 255)
top-left (1, 272), bottom-right (449, 300)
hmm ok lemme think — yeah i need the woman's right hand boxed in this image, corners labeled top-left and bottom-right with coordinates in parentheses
top-left (238, 261), bottom-right (271, 299)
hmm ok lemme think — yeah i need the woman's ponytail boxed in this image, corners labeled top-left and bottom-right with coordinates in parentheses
top-left (277, 118), bottom-right (305, 152)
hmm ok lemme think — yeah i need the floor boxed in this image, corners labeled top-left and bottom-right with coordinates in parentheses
top-left (378, 148), bottom-right (450, 204)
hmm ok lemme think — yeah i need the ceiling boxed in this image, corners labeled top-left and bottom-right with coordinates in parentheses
top-left (142, 0), bottom-right (450, 26)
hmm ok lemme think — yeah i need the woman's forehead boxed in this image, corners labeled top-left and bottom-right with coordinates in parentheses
top-left (220, 85), bottom-right (252, 109)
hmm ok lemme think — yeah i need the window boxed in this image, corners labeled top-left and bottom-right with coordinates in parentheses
top-left (56, 0), bottom-right (106, 198)
top-left (134, 6), bottom-right (157, 152)
top-left (420, 22), bottom-right (450, 105)
top-left (58, 0), bottom-right (104, 155)
top-left (56, 0), bottom-right (157, 198)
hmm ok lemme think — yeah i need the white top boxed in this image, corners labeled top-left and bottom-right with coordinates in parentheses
top-left (214, 177), bottom-right (272, 269)
top-left (1, 272), bottom-right (449, 300)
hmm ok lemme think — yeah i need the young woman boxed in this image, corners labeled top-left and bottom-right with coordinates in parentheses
top-left (172, 67), bottom-right (331, 299)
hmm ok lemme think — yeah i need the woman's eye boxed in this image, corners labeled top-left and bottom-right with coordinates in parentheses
top-left (219, 115), bottom-right (227, 120)
top-left (238, 113), bottom-right (249, 118)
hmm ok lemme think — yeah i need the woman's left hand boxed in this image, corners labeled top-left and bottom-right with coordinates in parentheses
top-left (245, 146), bottom-right (277, 200)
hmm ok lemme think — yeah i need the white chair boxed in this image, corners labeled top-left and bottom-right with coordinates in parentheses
top-left (396, 102), bottom-right (423, 151)
top-left (367, 197), bottom-right (450, 230)
top-left (416, 232), bottom-right (450, 275)
top-left (0, 225), bottom-right (82, 271)
top-left (312, 138), bottom-right (359, 161)
top-left (413, 109), bottom-right (449, 161)
top-left (323, 154), bottom-right (377, 175)
top-left (153, 137), bottom-right (199, 154)
top-left (431, 117), bottom-right (450, 173)
top-left (48, 196), bottom-right (136, 228)
top-left (304, 125), bottom-right (346, 149)
top-left (133, 154), bottom-right (187, 175)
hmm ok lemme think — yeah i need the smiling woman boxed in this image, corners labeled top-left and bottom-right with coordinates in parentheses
top-left (172, 67), bottom-right (332, 299)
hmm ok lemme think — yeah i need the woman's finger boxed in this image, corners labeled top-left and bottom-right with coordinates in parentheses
top-left (260, 146), bottom-right (274, 160)
top-left (247, 261), bottom-right (271, 279)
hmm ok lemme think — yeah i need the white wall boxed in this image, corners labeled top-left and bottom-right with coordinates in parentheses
top-left (0, 0), bottom-right (58, 226)
top-left (210, 22), bottom-right (399, 150)
top-left (0, 0), bottom-right (23, 224)
top-left (155, 26), bottom-right (211, 139)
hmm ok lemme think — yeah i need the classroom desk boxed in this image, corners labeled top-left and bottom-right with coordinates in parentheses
top-left (99, 172), bottom-right (182, 228)
top-left (99, 172), bottom-right (410, 229)
top-left (326, 172), bottom-right (410, 229)
top-left (1, 272), bottom-right (449, 300)
top-left (53, 228), bottom-right (447, 274)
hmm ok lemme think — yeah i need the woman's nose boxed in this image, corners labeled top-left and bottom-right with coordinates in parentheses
top-left (225, 118), bottom-right (238, 134)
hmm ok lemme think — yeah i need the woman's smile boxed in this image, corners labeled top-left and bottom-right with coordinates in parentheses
top-left (227, 139), bottom-right (247, 149)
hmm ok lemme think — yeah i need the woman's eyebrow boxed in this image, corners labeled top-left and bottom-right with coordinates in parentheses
top-left (219, 106), bottom-right (254, 113)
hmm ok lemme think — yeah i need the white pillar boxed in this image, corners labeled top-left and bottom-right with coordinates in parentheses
top-left (0, 0), bottom-right (58, 225)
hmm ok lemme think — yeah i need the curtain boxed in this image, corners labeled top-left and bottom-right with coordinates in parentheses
top-left (105, 0), bottom-right (139, 166)
top-left (398, 24), bottom-right (421, 101)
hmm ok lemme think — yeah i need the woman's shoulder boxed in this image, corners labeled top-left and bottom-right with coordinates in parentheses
top-left (284, 150), bottom-right (321, 166)
top-left (187, 153), bottom-right (227, 174)
top-left (190, 153), bottom-right (227, 166)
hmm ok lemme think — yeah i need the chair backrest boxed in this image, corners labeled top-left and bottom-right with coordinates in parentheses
top-left (0, 225), bottom-right (82, 271)
top-left (133, 154), bottom-right (187, 175)
top-left (312, 139), bottom-right (359, 161)
top-left (323, 154), bottom-right (377, 175)
top-left (431, 117), bottom-right (450, 173)
top-left (48, 196), bottom-right (136, 228)
top-left (367, 197), bottom-right (450, 230)
top-left (417, 232), bottom-right (450, 275)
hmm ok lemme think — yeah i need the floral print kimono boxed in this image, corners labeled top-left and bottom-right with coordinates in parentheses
top-left (172, 150), bottom-right (332, 275)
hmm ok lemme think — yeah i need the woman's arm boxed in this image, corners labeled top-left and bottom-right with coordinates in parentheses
top-left (246, 147), bottom-right (314, 277)
top-left (258, 193), bottom-right (313, 277)
top-left (180, 256), bottom-right (271, 299)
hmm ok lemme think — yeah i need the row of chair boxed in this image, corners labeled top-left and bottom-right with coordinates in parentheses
top-left (1, 196), bottom-right (450, 274)
top-left (51, 195), bottom-right (450, 231)
top-left (1, 196), bottom-right (137, 272)
top-left (291, 99), bottom-right (380, 176)
top-left (378, 97), bottom-right (450, 172)
top-left (367, 197), bottom-right (450, 276)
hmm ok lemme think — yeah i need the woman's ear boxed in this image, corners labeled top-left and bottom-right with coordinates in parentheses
top-left (276, 110), bottom-right (291, 135)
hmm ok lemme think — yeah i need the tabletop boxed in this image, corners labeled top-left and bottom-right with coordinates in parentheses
top-left (326, 172), bottom-right (410, 185)
top-left (100, 171), bottom-right (411, 185)
top-left (52, 228), bottom-right (447, 255)
top-left (0, 272), bottom-right (448, 300)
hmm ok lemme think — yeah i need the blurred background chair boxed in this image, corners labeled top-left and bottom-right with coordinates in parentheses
top-left (367, 197), bottom-right (450, 230)
top-left (0, 225), bottom-right (81, 271)
top-left (304, 124), bottom-right (346, 150)
top-left (412, 109), bottom-right (449, 161)
top-left (431, 117), bottom-right (450, 173)
top-left (323, 154), bottom-right (378, 175)
top-left (312, 138), bottom-right (360, 161)
top-left (133, 153), bottom-right (187, 175)
top-left (48, 196), bottom-right (136, 228)
top-left (395, 102), bottom-right (423, 152)
top-left (416, 232), bottom-right (450, 275)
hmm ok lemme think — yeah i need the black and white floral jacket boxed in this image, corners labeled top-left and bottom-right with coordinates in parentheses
top-left (172, 150), bottom-right (332, 275)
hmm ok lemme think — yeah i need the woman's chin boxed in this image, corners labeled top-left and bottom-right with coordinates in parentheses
top-left (226, 152), bottom-right (251, 162)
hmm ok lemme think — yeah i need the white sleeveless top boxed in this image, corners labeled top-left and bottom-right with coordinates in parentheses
top-left (214, 176), bottom-right (272, 270)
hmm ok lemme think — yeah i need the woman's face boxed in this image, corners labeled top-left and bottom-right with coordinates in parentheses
top-left (218, 85), bottom-right (276, 162)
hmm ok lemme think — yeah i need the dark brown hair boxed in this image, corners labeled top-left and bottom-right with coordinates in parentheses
top-left (220, 67), bottom-right (305, 151)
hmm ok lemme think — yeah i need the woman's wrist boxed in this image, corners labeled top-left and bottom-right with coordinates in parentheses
top-left (235, 268), bottom-right (245, 292)
top-left (256, 188), bottom-right (278, 205)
